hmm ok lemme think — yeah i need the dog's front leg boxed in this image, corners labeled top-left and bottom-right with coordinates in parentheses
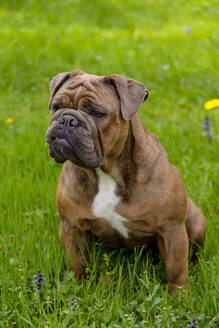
top-left (60, 220), bottom-right (90, 279)
top-left (156, 223), bottom-right (189, 295)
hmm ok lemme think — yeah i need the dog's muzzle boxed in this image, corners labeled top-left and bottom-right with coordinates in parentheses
top-left (46, 109), bottom-right (103, 167)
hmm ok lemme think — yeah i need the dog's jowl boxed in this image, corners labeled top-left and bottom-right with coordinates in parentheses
top-left (46, 70), bottom-right (206, 294)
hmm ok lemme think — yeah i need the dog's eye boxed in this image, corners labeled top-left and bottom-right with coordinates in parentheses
top-left (90, 109), bottom-right (106, 118)
top-left (52, 104), bottom-right (60, 111)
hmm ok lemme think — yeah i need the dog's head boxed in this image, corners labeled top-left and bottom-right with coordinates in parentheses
top-left (46, 70), bottom-right (148, 168)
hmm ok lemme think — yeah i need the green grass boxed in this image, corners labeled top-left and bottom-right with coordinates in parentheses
top-left (0, 0), bottom-right (219, 327)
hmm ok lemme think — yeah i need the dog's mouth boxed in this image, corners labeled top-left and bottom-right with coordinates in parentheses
top-left (46, 109), bottom-right (103, 168)
top-left (48, 136), bottom-right (71, 163)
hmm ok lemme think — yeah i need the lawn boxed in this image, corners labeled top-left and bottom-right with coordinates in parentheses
top-left (0, 0), bottom-right (219, 327)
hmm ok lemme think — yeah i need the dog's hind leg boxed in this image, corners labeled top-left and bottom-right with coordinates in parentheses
top-left (185, 197), bottom-right (206, 261)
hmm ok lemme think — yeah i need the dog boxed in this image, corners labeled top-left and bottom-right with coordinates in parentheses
top-left (46, 70), bottom-right (206, 294)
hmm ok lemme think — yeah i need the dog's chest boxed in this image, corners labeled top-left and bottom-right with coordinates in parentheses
top-left (92, 169), bottom-right (129, 239)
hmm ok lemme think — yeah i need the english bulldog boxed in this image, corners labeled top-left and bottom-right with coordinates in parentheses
top-left (46, 70), bottom-right (206, 294)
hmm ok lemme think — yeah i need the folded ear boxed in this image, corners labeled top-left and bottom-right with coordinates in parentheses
top-left (104, 74), bottom-right (149, 120)
top-left (49, 69), bottom-right (84, 109)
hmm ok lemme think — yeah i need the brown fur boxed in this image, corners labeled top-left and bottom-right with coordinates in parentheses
top-left (47, 70), bottom-right (206, 295)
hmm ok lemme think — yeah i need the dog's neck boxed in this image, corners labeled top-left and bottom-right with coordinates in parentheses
top-left (80, 115), bottom-right (164, 200)
top-left (99, 115), bottom-right (160, 199)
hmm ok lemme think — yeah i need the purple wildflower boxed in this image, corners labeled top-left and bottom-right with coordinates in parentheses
top-left (184, 25), bottom-right (191, 33)
top-left (188, 317), bottom-right (199, 328)
top-left (203, 114), bottom-right (212, 141)
top-left (33, 270), bottom-right (46, 292)
top-left (69, 296), bottom-right (78, 311)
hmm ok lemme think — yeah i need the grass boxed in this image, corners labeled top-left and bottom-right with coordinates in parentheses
top-left (0, 0), bottom-right (219, 327)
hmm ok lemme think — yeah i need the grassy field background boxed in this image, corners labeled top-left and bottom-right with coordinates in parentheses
top-left (0, 0), bottom-right (219, 327)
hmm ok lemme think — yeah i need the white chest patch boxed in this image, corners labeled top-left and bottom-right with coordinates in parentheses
top-left (92, 168), bottom-right (129, 239)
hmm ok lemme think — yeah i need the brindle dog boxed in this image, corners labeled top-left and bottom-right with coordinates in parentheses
top-left (46, 70), bottom-right (206, 294)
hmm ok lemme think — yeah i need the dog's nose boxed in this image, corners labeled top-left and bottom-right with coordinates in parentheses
top-left (59, 115), bottom-right (79, 129)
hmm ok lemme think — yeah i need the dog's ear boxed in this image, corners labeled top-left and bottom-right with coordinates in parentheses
top-left (49, 70), bottom-right (84, 109)
top-left (104, 74), bottom-right (149, 120)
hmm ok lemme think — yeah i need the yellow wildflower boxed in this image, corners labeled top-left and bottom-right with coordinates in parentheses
top-left (6, 117), bottom-right (14, 124)
top-left (204, 99), bottom-right (219, 110)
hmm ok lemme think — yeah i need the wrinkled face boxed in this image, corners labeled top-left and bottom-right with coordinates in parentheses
top-left (46, 70), bottom-right (148, 168)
